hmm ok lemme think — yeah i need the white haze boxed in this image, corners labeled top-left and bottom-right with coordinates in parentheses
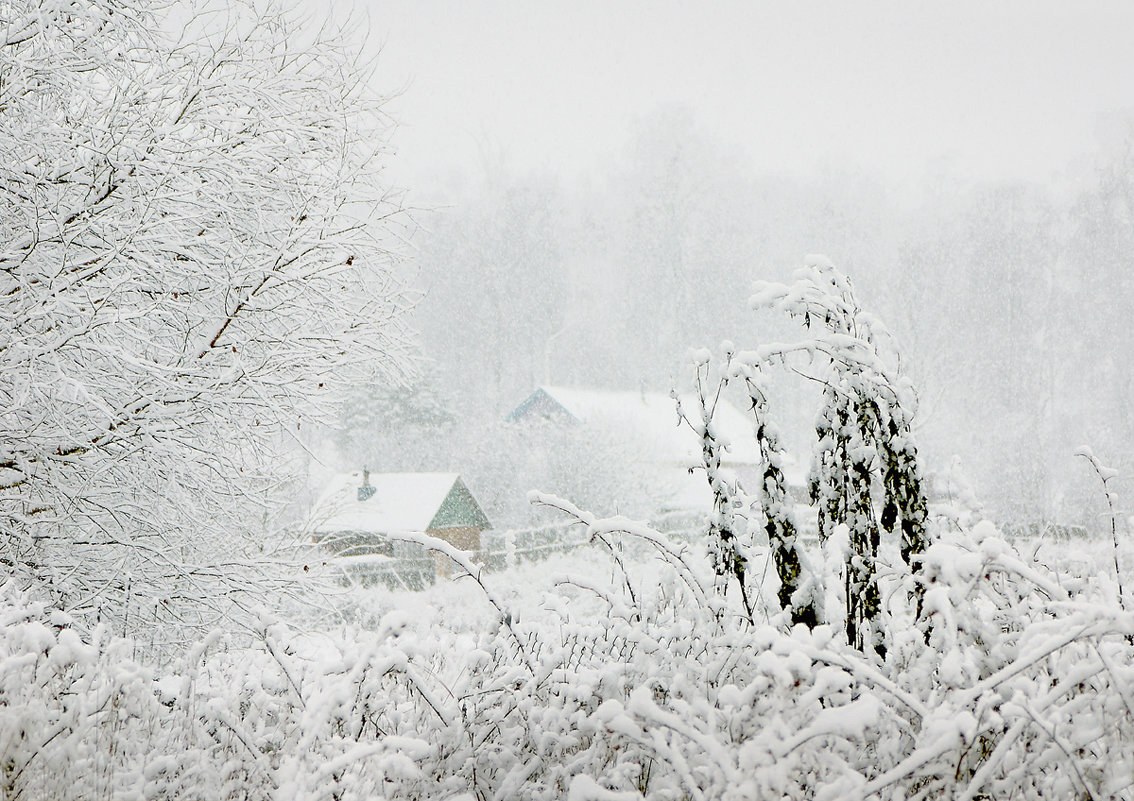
top-left (354, 0), bottom-right (1134, 198)
top-left (321, 1), bottom-right (1134, 529)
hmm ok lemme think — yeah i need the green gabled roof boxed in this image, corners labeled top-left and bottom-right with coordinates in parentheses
top-left (428, 477), bottom-right (492, 530)
top-left (313, 472), bottom-right (492, 534)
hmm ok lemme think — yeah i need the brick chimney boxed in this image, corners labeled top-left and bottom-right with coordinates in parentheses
top-left (357, 466), bottom-right (375, 502)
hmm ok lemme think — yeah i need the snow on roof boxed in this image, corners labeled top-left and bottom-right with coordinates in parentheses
top-left (515, 385), bottom-right (764, 467)
top-left (311, 471), bottom-right (465, 534)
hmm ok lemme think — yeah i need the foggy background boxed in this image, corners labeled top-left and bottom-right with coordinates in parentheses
top-left (320, 1), bottom-right (1134, 532)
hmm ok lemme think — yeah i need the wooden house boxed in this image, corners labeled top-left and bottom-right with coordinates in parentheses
top-left (310, 470), bottom-right (491, 585)
top-left (505, 386), bottom-right (816, 540)
top-left (506, 385), bottom-right (795, 510)
top-left (507, 385), bottom-right (759, 459)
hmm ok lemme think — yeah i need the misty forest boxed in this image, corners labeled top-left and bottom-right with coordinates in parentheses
top-left (4, 1), bottom-right (1134, 799)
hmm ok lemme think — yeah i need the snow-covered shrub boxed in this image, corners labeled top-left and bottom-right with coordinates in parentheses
top-left (680, 257), bottom-right (928, 654)
top-left (487, 511), bottom-right (1134, 800)
top-left (0, 591), bottom-right (168, 800)
top-left (0, 584), bottom-right (461, 800)
top-left (676, 353), bottom-right (757, 621)
top-left (381, 506), bottom-right (1133, 800)
top-left (2, 511), bottom-right (1132, 799)
top-left (751, 257), bottom-right (930, 654)
top-left (679, 348), bottom-right (822, 631)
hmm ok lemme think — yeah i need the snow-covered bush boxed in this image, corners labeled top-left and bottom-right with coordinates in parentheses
top-left (679, 257), bottom-right (928, 655)
top-left (500, 503), bottom-right (1134, 800)
top-left (752, 258), bottom-right (930, 654)
top-left (0, 584), bottom-right (457, 800)
top-left (2, 510), bottom-right (1132, 799)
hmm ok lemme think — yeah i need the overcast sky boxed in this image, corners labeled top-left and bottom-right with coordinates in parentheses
top-left (328, 1), bottom-right (1134, 200)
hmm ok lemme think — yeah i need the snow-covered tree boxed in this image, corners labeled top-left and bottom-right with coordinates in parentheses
top-left (0, 0), bottom-right (410, 642)
top-left (736, 363), bottom-right (821, 628)
top-left (332, 376), bottom-right (456, 470)
top-left (412, 174), bottom-right (569, 415)
top-left (751, 256), bottom-right (929, 653)
top-left (678, 355), bottom-right (755, 621)
top-left (684, 258), bottom-right (927, 647)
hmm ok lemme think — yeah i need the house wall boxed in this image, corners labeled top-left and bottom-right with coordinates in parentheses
top-left (429, 525), bottom-right (484, 579)
top-left (429, 525), bottom-right (483, 551)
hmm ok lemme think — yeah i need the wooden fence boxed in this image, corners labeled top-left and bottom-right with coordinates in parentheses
top-left (322, 512), bottom-right (709, 590)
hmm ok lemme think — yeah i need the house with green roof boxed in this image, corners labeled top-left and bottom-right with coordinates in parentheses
top-left (310, 469), bottom-right (491, 585)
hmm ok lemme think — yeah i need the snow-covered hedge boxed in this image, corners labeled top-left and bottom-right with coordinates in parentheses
top-left (1, 518), bottom-right (1131, 800)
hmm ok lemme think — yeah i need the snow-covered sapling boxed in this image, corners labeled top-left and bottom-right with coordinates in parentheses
top-left (675, 354), bottom-right (755, 623)
top-left (734, 360), bottom-right (821, 629)
top-left (750, 256), bottom-right (931, 654)
top-left (1075, 445), bottom-right (1127, 613)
